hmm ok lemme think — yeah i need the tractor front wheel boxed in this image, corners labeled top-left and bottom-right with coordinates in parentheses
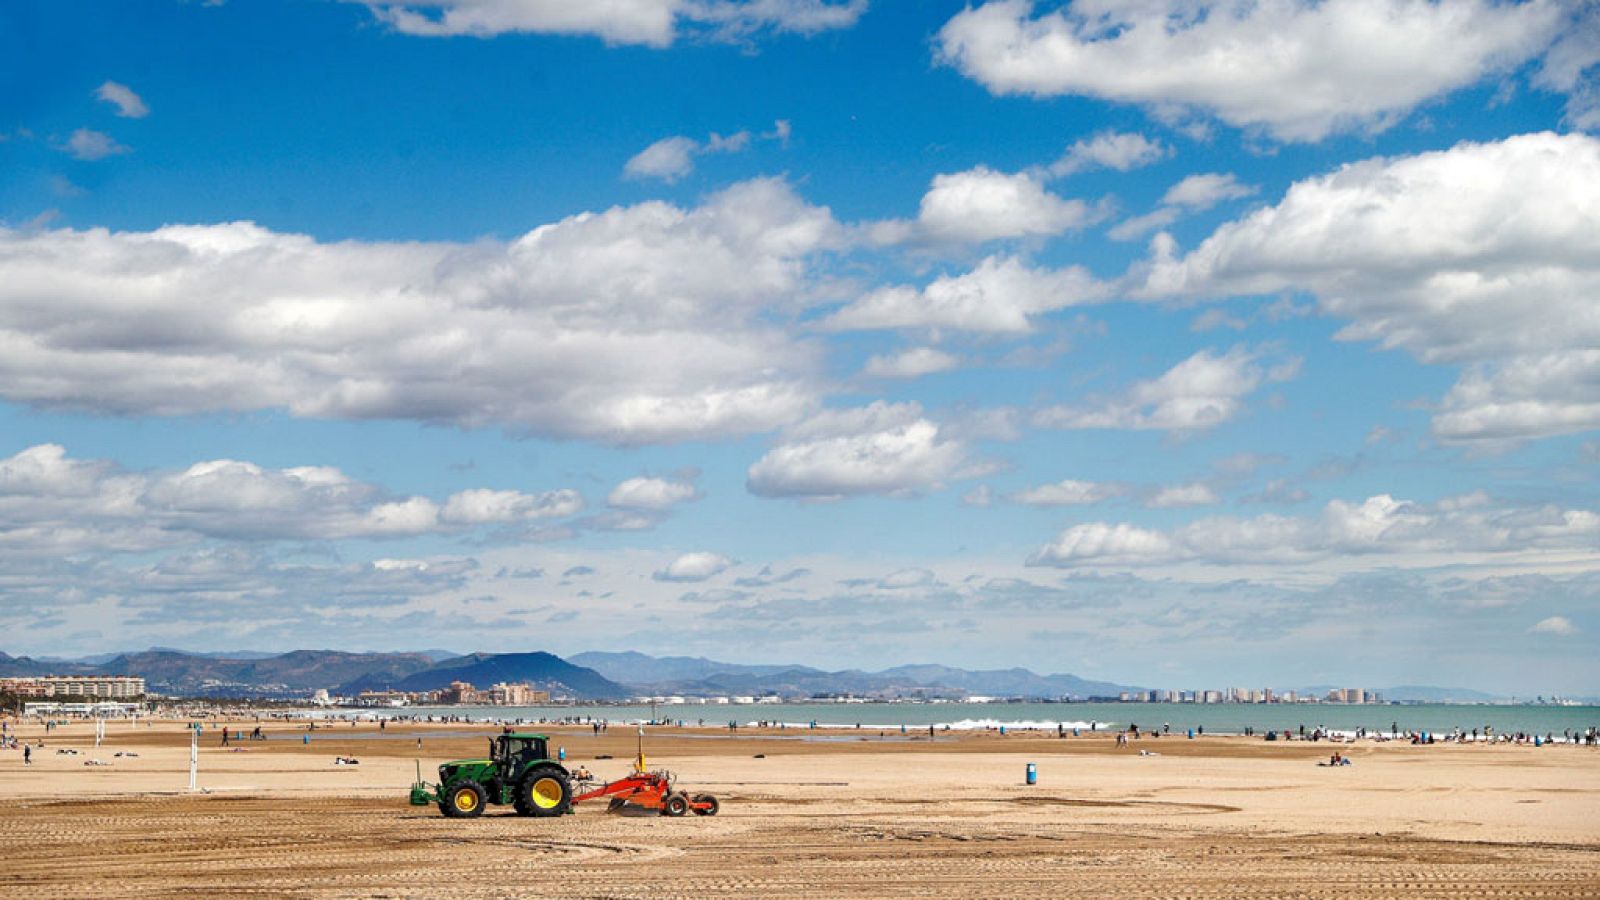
top-left (514, 766), bottom-right (572, 817)
top-left (663, 792), bottom-right (690, 817)
top-left (441, 781), bottom-right (486, 819)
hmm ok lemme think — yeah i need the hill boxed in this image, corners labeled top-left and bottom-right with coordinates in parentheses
top-left (573, 651), bottom-right (1139, 700)
top-left (372, 652), bottom-right (627, 700)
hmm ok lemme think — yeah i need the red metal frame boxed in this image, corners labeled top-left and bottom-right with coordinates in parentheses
top-left (570, 770), bottom-right (717, 815)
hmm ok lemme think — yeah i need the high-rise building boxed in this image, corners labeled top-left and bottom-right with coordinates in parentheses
top-left (0, 676), bottom-right (145, 698)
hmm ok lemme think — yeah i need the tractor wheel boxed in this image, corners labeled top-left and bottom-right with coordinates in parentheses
top-left (514, 766), bottom-right (572, 818)
top-left (692, 793), bottom-right (720, 816)
top-left (663, 792), bottom-right (690, 817)
top-left (441, 781), bottom-right (486, 819)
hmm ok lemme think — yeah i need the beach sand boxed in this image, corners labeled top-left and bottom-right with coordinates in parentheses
top-left (1, 718), bottom-right (1596, 897)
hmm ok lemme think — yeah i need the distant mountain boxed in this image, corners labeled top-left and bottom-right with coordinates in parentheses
top-left (575, 651), bottom-right (1138, 700)
top-left (371, 652), bottom-right (627, 700)
top-left (1377, 685), bottom-right (1504, 703)
top-left (878, 664), bottom-right (1133, 699)
top-left (0, 652), bottom-right (94, 678)
top-left (569, 651), bottom-right (820, 685)
top-left (94, 649), bottom-right (436, 696)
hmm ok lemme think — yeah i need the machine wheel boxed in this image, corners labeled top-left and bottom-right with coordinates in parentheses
top-left (663, 792), bottom-right (690, 817)
top-left (692, 793), bottom-right (720, 816)
top-left (514, 766), bottom-right (572, 817)
top-left (441, 781), bottom-right (486, 819)
top-left (607, 797), bottom-right (628, 812)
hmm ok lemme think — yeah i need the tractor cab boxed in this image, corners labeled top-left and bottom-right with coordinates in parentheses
top-left (492, 733), bottom-right (550, 769)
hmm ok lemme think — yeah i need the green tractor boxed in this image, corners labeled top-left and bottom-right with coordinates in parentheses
top-left (410, 732), bottom-right (572, 818)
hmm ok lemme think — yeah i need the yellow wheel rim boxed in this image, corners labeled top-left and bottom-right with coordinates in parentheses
top-left (531, 777), bottom-right (563, 809)
top-left (455, 790), bottom-right (478, 812)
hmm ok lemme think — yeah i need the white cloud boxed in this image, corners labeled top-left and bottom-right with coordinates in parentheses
top-left (1035, 346), bottom-right (1298, 433)
top-left (653, 551), bottom-right (733, 582)
top-left (607, 476), bottom-right (698, 510)
top-left (1140, 133), bottom-right (1600, 444)
top-left (623, 120), bottom-right (786, 183)
top-left (1045, 130), bottom-right (1167, 178)
top-left (1161, 172), bottom-right (1256, 210)
top-left (0, 178), bottom-right (840, 444)
top-left (1531, 4), bottom-right (1600, 129)
top-left (1029, 521), bottom-right (1173, 566)
top-left (862, 347), bottom-right (961, 379)
top-left (62, 128), bottom-right (128, 160)
top-left (1146, 482), bottom-right (1219, 508)
top-left (746, 401), bottom-right (973, 499)
top-left (95, 81), bottom-right (148, 118)
top-left (366, 0), bottom-right (866, 45)
top-left (1011, 478), bottom-right (1121, 506)
top-left (1110, 173), bottom-right (1254, 241)
top-left (441, 487), bottom-right (584, 524)
top-left (894, 165), bottom-right (1095, 244)
top-left (1030, 493), bottom-right (1600, 569)
top-left (962, 484), bottom-right (994, 507)
top-left (936, 0), bottom-right (1566, 141)
top-left (877, 567), bottom-right (936, 588)
top-left (827, 255), bottom-right (1110, 333)
top-left (623, 136), bottom-right (699, 182)
top-left (1107, 207), bottom-right (1180, 242)
top-left (1529, 615), bottom-right (1577, 635)
top-left (0, 444), bottom-right (585, 554)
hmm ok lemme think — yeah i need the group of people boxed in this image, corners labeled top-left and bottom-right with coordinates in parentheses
top-left (218, 725), bottom-right (266, 745)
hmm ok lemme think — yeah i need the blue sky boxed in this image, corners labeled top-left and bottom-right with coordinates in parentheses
top-left (2, 0), bottom-right (1597, 693)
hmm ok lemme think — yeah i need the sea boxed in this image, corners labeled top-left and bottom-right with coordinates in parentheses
top-left (327, 701), bottom-right (1600, 739)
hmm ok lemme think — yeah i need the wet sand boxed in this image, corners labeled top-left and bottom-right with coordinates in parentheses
top-left (1, 718), bottom-right (1596, 897)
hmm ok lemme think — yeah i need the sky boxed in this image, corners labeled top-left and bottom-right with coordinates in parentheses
top-left (1, 0), bottom-right (1597, 694)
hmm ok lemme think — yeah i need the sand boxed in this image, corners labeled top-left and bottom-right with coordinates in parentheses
top-left (1, 717), bottom-right (1596, 898)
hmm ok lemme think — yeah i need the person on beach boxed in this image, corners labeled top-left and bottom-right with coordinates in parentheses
top-left (23, 744), bottom-right (30, 765)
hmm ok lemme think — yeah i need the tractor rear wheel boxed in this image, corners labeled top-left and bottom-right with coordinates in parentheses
top-left (514, 766), bottom-right (572, 817)
top-left (663, 792), bottom-right (689, 817)
top-left (692, 793), bottom-right (719, 816)
top-left (441, 781), bottom-right (486, 819)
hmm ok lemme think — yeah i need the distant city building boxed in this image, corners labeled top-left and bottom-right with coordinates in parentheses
top-left (419, 680), bottom-right (550, 706)
top-left (0, 676), bottom-right (145, 699)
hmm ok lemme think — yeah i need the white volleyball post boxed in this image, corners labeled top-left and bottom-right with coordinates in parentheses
top-left (95, 717), bottom-right (104, 748)
top-left (189, 726), bottom-right (198, 791)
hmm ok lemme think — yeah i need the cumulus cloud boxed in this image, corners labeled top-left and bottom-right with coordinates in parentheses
top-left (0, 178), bottom-right (841, 444)
top-left (365, 0), bottom-right (866, 45)
top-left (1030, 493), bottom-right (1600, 568)
top-left (746, 401), bottom-right (974, 499)
top-left (94, 81), bottom-right (148, 118)
top-left (1107, 207), bottom-right (1181, 242)
top-left (870, 165), bottom-right (1097, 245)
top-left (1529, 615), bottom-right (1577, 635)
top-left (827, 255), bottom-right (1110, 333)
top-left (1011, 479), bottom-right (1122, 506)
top-left (1109, 173), bottom-right (1255, 241)
top-left (61, 128), bottom-right (128, 160)
top-left (0, 444), bottom-right (584, 555)
top-left (1035, 346), bottom-right (1299, 433)
top-left (653, 551), bottom-right (733, 582)
top-left (1044, 130), bottom-right (1168, 178)
top-left (862, 347), bottom-right (961, 379)
top-left (1145, 482), bottom-right (1219, 508)
top-left (936, 0), bottom-right (1565, 141)
top-left (607, 476), bottom-right (698, 510)
top-left (440, 487), bottom-right (583, 524)
top-left (1162, 172), bottom-right (1256, 209)
top-left (623, 120), bottom-right (787, 183)
top-left (1140, 132), bottom-right (1600, 445)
